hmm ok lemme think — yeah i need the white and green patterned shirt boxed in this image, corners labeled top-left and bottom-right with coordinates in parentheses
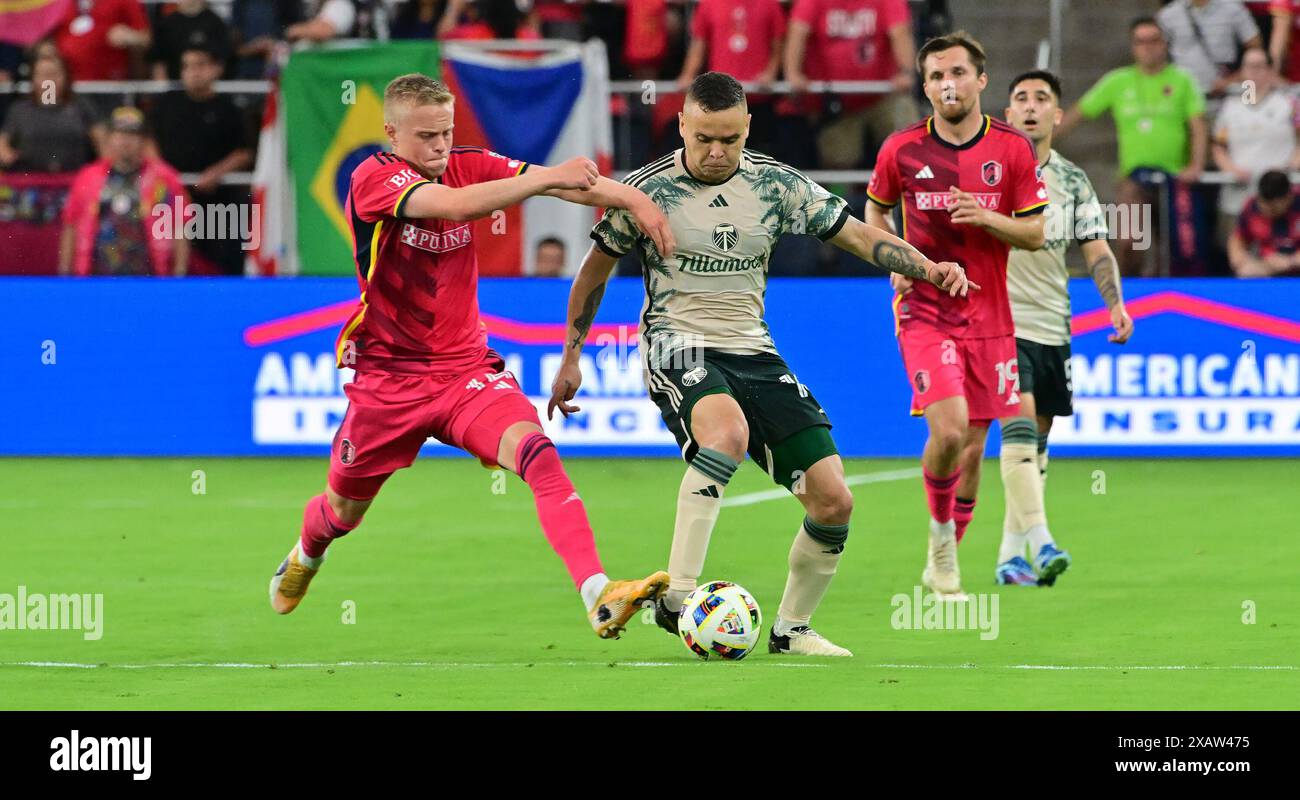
top-left (1007, 149), bottom-right (1109, 346)
top-left (591, 149), bottom-right (850, 368)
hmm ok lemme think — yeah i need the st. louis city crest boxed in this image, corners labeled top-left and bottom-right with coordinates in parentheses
top-left (712, 222), bottom-right (738, 252)
top-left (981, 160), bottom-right (1003, 186)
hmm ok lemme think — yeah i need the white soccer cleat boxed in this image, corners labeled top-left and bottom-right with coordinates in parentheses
top-left (922, 519), bottom-right (964, 597)
top-left (768, 625), bottom-right (853, 657)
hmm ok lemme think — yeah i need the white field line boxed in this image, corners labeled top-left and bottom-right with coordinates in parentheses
top-left (0, 660), bottom-right (1293, 671)
top-left (0, 660), bottom-right (825, 670)
top-left (721, 467), bottom-right (922, 508)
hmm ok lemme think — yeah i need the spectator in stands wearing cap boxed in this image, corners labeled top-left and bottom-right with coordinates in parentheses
top-left (149, 46), bottom-right (252, 275)
top-left (0, 55), bottom-right (104, 173)
top-left (1158, 0), bottom-right (1260, 113)
top-left (149, 0), bottom-right (233, 81)
top-left (52, 0), bottom-right (151, 82)
top-left (784, 0), bottom-right (915, 169)
top-left (59, 106), bottom-right (189, 277)
top-left (1211, 46), bottom-right (1300, 237)
top-left (1229, 169), bottom-right (1300, 275)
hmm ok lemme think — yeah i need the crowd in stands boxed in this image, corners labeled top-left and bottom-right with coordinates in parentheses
top-left (0, 0), bottom-right (1296, 278)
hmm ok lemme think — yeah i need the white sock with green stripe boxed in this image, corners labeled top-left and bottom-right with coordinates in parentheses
top-left (775, 517), bottom-right (848, 636)
top-left (665, 448), bottom-right (739, 610)
top-left (1000, 416), bottom-right (1049, 562)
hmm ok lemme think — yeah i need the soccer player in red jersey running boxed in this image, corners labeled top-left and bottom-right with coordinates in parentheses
top-left (865, 32), bottom-right (1049, 597)
top-left (269, 74), bottom-right (678, 640)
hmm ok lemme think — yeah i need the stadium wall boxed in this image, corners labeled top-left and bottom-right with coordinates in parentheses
top-left (12, 278), bottom-right (1300, 458)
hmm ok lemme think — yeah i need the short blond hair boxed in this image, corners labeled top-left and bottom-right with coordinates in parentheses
top-left (384, 73), bottom-right (455, 125)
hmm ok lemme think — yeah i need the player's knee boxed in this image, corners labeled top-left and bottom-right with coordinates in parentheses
top-left (327, 492), bottom-right (370, 527)
top-left (932, 425), bottom-right (964, 458)
top-left (696, 422), bottom-right (748, 462)
top-left (807, 483), bottom-right (853, 525)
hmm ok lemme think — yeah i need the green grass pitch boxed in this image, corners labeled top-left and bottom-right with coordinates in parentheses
top-left (1, 456), bottom-right (1296, 710)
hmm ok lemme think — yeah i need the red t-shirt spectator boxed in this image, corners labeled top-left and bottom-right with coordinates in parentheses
top-left (790, 0), bottom-right (910, 109)
top-left (443, 22), bottom-right (541, 41)
top-left (1271, 0), bottom-right (1300, 81)
top-left (691, 0), bottom-right (786, 81)
top-left (1236, 191), bottom-right (1300, 272)
top-left (54, 0), bottom-right (149, 82)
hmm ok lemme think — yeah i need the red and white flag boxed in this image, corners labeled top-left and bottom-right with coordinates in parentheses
top-left (246, 84), bottom-right (296, 276)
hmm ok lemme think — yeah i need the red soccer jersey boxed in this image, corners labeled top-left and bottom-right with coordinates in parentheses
top-left (1269, 0), bottom-right (1300, 82)
top-left (335, 147), bottom-right (528, 374)
top-left (691, 0), bottom-right (786, 81)
top-left (54, 0), bottom-right (150, 81)
top-left (868, 115), bottom-right (1049, 338)
top-left (790, 0), bottom-right (909, 110)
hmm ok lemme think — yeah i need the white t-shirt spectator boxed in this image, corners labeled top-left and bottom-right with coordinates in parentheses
top-left (1214, 86), bottom-right (1300, 212)
top-left (306, 0), bottom-right (356, 37)
top-left (1158, 0), bottom-right (1259, 93)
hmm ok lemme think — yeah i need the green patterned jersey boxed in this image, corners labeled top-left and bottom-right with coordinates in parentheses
top-left (591, 149), bottom-right (850, 368)
top-left (1007, 149), bottom-right (1108, 346)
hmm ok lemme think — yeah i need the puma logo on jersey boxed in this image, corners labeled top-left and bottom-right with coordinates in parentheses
top-left (914, 165), bottom-right (935, 179)
top-left (708, 195), bottom-right (729, 208)
top-left (693, 485), bottom-right (720, 498)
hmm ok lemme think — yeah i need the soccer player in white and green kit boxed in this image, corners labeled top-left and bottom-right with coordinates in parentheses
top-left (546, 72), bottom-right (974, 656)
top-left (996, 69), bottom-right (1135, 585)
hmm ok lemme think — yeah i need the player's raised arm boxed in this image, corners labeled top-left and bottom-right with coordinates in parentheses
top-left (535, 168), bottom-right (676, 258)
top-left (829, 215), bottom-right (979, 297)
top-left (548, 244), bottom-right (621, 419)
top-left (400, 155), bottom-right (599, 221)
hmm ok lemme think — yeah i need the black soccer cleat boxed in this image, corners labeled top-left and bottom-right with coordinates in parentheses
top-left (654, 594), bottom-right (681, 637)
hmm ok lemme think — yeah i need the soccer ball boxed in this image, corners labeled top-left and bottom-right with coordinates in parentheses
top-left (677, 581), bottom-right (763, 661)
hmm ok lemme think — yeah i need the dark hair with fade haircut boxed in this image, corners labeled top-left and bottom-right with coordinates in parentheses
top-left (916, 30), bottom-right (987, 76)
top-left (686, 71), bottom-right (747, 112)
top-left (1009, 69), bottom-right (1063, 103)
top-left (1258, 170), bottom-right (1292, 201)
top-left (1130, 15), bottom-right (1160, 35)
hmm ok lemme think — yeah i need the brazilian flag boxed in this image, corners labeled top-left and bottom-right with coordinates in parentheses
top-left (281, 42), bottom-right (442, 276)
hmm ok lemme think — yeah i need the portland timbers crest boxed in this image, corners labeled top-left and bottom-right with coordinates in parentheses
top-left (712, 222), bottom-right (738, 252)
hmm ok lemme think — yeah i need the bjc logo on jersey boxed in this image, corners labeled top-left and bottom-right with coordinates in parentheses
top-left (386, 169), bottom-right (423, 190)
top-left (915, 192), bottom-right (1001, 211)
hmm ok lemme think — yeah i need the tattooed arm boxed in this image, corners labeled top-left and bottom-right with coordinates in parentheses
top-left (1080, 238), bottom-right (1133, 344)
top-left (830, 216), bottom-right (978, 296)
top-left (548, 244), bottom-right (621, 419)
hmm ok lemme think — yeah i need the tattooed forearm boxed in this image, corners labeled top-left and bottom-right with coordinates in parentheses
top-left (872, 240), bottom-right (930, 280)
top-left (569, 283), bottom-right (606, 351)
top-left (1087, 250), bottom-right (1122, 310)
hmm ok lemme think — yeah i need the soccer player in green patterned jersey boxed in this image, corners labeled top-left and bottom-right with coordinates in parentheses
top-left (998, 69), bottom-right (1134, 585)
top-left (546, 72), bottom-right (973, 657)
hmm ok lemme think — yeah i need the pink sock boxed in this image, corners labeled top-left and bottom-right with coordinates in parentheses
top-left (515, 433), bottom-right (604, 587)
top-left (300, 493), bottom-right (358, 559)
top-left (923, 467), bottom-right (960, 524)
top-left (953, 497), bottom-right (976, 544)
